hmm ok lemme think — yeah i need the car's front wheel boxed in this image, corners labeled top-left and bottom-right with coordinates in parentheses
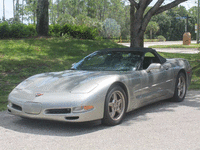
top-left (102, 86), bottom-right (127, 126)
top-left (171, 72), bottom-right (187, 102)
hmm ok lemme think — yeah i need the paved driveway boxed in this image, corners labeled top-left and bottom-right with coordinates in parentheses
top-left (119, 41), bottom-right (199, 54)
top-left (0, 90), bottom-right (200, 150)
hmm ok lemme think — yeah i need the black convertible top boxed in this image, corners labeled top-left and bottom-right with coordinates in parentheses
top-left (99, 47), bottom-right (166, 64)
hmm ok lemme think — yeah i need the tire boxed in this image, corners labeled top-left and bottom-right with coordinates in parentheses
top-left (171, 72), bottom-right (187, 102)
top-left (102, 86), bottom-right (127, 126)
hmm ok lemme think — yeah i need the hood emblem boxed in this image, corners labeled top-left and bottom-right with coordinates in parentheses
top-left (35, 93), bottom-right (43, 97)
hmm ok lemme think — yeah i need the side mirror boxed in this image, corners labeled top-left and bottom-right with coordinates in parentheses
top-left (146, 63), bottom-right (161, 72)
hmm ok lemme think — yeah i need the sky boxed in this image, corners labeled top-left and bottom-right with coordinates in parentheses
top-left (0, 0), bottom-right (197, 21)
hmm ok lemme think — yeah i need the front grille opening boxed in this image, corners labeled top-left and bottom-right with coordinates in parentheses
top-left (12, 103), bottom-right (22, 111)
top-left (65, 116), bottom-right (79, 120)
top-left (45, 108), bottom-right (71, 114)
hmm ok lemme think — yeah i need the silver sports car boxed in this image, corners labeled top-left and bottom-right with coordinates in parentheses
top-left (7, 48), bottom-right (192, 125)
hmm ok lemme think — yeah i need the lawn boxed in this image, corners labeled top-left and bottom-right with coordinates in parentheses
top-left (0, 38), bottom-right (199, 111)
top-left (149, 43), bottom-right (200, 49)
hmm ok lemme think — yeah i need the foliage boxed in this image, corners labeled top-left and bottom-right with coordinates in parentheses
top-left (2, 1), bottom-right (197, 42)
top-left (157, 35), bottom-right (166, 41)
top-left (56, 13), bottom-right (76, 25)
top-left (0, 22), bottom-right (10, 39)
top-left (61, 24), bottom-right (99, 39)
top-left (146, 21), bottom-right (159, 39)
top-left (0, 22), bottom-right (37, 39)
top-left (49, 24), bottom-right (61, 37)
top-left (102, 18), bottom-right (121, 39)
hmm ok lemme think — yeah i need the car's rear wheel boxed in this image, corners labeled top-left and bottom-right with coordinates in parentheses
top-left (171, 72), bottom-right (187, 102)
top-left (102, 86), bottom-right (127, 126)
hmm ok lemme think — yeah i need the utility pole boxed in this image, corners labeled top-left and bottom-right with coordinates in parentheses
top-left (197, 0), bottom-right (199, 43)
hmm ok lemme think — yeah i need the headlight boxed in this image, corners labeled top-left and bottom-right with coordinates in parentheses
top-left (72, 106), bottom-right (94, 113)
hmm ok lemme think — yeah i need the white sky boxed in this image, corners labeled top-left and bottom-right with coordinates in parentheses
top-left (0, 0), bottom-right (197, 20)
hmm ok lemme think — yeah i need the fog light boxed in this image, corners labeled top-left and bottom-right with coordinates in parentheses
top-left (73, 106), bottom-right (94, 113)
top-left (24, 102), bottom-right (42, 115)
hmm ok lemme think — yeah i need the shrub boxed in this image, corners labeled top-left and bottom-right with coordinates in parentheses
top-left (0, 22), bottom-right (10, 39)
top-left (157, 35), bottom-right (166, 41)
top-left (61, 24), bottom-right (98, 39)
top-left (9, 23), bottom-right (26, 38)
top-left (49, 24), bottom-right (61, 37)
top-left (25, 24), bottom-right (37, 37)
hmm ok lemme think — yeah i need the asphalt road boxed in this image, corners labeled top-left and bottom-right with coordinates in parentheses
top-left (0, 90), bottom-right (200, 150)
top-left (119, 41), bottom-right (199, 54)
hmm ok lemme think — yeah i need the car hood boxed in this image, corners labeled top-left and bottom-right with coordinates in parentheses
top-left (15, 70), bottom-right (114, 93)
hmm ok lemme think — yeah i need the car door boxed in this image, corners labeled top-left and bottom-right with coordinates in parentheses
top-left (139, 52), bottom-right (172, 105)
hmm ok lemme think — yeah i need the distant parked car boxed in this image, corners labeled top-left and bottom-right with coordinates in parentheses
top-left (7, 48), bottom-right (192, 125)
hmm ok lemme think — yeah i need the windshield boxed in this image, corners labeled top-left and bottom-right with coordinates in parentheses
top-left (72, 51), bottom-right (143, 71)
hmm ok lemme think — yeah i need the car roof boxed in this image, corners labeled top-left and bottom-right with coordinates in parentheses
top-left (99, 47), bottom-right (155, 53)
top-left (98, 47), bottom-right (166, 64)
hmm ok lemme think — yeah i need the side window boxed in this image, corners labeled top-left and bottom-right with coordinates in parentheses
top-left (142, 52), bottom-right (160, 69)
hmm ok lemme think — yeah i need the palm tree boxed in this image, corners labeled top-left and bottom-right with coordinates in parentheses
top-left (57, 0), bottom-right (59, 19)
top-left (13, 0), bottom-right (15, 19)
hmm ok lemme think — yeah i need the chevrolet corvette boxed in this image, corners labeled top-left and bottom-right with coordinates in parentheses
top-left (7, 48), bottom-right (192, 125)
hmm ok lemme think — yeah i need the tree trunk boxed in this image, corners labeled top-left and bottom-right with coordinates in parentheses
top-left (13, 0), bottom-right (15, 19)
top-left (57, 0), bottom-right (59, 19)
top-left (15, 0), bottom-right (20, 22)
top-left (22, 0), bottom-right (24, 23)
top-left (150, 29), bottom-right (152, 39)
top-left (130, 3), bottom-right (144, 47)
top-left (3, 0), bottom-right (5, 21)
top-left (36, 0), bottom-right (49, 36)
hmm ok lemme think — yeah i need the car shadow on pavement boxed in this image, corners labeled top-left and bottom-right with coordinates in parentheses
top-left (122, 90), bottom-right (200, 126)
top-left (0, 91), bottom-right (199, 136)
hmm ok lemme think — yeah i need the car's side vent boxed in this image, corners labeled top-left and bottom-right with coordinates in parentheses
top-left (45, 108), bottom-right (71, 114)
top-left (12, 103), bottom-right (22, 111)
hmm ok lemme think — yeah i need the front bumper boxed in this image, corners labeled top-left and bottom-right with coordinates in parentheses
top-left (7, 94), bottom-right (104, 122)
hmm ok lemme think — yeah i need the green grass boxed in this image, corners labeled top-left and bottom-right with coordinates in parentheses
top-left (114, 39), bottom-right (162, 43)
top-left (149, 43), bottom-right (200, 49)
top-left (0, 38), bottom-right (200, 111)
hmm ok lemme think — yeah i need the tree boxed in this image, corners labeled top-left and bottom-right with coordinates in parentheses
top-left (102, 18), bottom-right (121, 39)
top-left (13, 0), bottom-right (15, 18)
top-left (25, 0), bottom-right (37, 24)
top-left (146, 21), bottom-right (159, 39)
top-left (36, 0), bottom-right (49, 36)
top-left (129, 0), bottom-right (187, 47)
